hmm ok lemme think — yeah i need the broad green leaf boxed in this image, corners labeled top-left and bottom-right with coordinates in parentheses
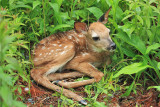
top-left (11, 4), bottom-right (32, 10)
top-left (87, 7), bottom-right (103, 20)
top-left (93, 101), bottom-right (106, 107)
top-left (151, 5), bottom-right (160, 14)
top-left (75, 10), bottom-right (88, 20)
top-left (121, 81), bottom-right (134, 97)
top-left (131, 35), bottom-right (146, 55)
top-left (116, 29), bottom-right (130, 41)
top-left (149, 0), bottom-right (157, 5)
top-left (147, 30), bottom-right (153, 43)
top-left (136, 15), bottom-right (143, 25)
top-left (121, 47), bottom-right (136, 57)
top-left (122, 14), bottom-right (134, 21)
top-left (135, 7), bottom-right (141, 15)
top-left (118, 24), bottom-right (136, 38)
top-left (145, 43), bottom-right (160, 54)
top-left (113, 63), bottom-right (152, 78)
top-left (49, 2), bottom-right (59, 13)
top-left (118, 24), bottom-right (131, 38)
top-left (49, 2), bottom-right (62, 24)
top-left (12, 101), bottom-right (26, 107)
top-left (129, 2), bottom-right (136, 10)
top-left (51, 24), bottom-right (71, 33)
top-left (146, 18), bottom-right (151, 28)
top-left (72, 0), bottom-right (78, 12)
top-left (21, 45), bottom-right (29, 50)
top-left (0, 85), bottom-right (13, 106)
top-left (129, 26), bottom-right (136, 35)
top-left (0, 71), bottom-right (12, 86)
top-left (115, 6), bottom-right (124, 21)
top-left (113, 0), bottom-right (119, 7)
top-left (33, 1), bottom-right (41, 10)
top-left (60, 12), bottom-right (70, 20)
top-left (55, 0), bottom-right (63, 7)
top-left (147, 86), bottom-right (160, 91)
top-left (158, 62), bottom-right (160, 70)
top-left (5, 57), bottom-right (22, 72)
top-left (105, 0), bottom-right (112, 6)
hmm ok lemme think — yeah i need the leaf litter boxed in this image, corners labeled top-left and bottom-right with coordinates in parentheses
top-left (15, 76), bottom-right (160, 107)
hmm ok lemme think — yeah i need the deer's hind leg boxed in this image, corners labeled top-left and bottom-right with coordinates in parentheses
top-left (47, 72), bottom-right (86, 81)
top-left (55, 62), bottom-right (104, 89)
top-left (31, 61), bottom-right (88, 105)
top-left (31, 68), bottom-right (87, 105)
top-left (31, 45), bottom-right (88, 105)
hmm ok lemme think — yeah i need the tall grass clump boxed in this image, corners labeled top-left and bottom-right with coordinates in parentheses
top-left (110, 0), bottom-right (160, 96)
top-left (0, 8), bottom-right (29, 107)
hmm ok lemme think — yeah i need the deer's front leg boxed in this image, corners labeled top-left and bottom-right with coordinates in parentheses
top-left (57, 63), bottom-right (104, 88)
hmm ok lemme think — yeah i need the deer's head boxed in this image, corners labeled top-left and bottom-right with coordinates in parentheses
top-left (75, 7), bottom-right (116, 52)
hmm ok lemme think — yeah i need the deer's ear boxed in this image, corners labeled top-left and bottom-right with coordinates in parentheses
top-left (98, 7), bottom-right (112, 24)
top-left (74, 22), bottom-right (88, 33)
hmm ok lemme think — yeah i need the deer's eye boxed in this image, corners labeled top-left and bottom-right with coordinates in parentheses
top-left (92, 37), bottom-right (100, 41)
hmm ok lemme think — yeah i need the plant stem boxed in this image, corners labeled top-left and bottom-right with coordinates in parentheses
top-left (42, 0), bottom-right (46, 38)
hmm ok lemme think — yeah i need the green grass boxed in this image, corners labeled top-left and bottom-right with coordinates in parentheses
top-left (0, 0), bottom-right (160, 106)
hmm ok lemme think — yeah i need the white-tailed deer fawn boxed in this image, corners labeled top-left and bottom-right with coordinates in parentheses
top-left (31, 8), bottom-right (116, 105)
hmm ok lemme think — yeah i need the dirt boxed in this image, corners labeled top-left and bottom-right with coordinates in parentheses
top-left (15, 77), bottom-right (160, 107)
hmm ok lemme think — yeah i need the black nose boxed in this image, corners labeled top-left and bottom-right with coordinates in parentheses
top-left (110, 43), bottom-right (116, 49)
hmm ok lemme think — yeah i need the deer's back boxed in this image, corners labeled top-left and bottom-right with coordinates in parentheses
top-left (32, 30), bottom-right (88, 67)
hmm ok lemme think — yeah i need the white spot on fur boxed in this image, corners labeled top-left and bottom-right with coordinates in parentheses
top-left (51, 50), bottom-right (54, 52)
top-left (42, 46), bottom-right (45, 50)
top-left (56, 49), bottom-right (61, 51)
top-left (52, 44), bottom-right (57, 46)
top-left (49, 53), bottom-right (51, 55)
top-left (60, 51), bottom-right (66, 55)
top-left (59, 44), bottom-right (62, 47)
top-left (39, 53), bottom-right (42, 56)
top-left (68, 36), bottom-right (72, 39)
top-left (78, 34), bottom-right (83, 37)
top-left (82, 52), bottom-right (89, 56)
top-left (64, 46), bottom-right (68, 49)
top-left (74, 36), bottom-right (80, 42)
top-left (74, 56), bottom-right (80, 59)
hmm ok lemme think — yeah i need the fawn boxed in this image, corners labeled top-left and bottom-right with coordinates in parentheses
top-left (31, 8), bottom-right (116, 105)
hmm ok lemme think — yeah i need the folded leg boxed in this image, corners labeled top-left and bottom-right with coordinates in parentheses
top-left (56, 63), bottom-right (104, 88)
top-left (31, 68), bottom-right (87, 105)
top-left (47, 72), bottom-right (86, 81)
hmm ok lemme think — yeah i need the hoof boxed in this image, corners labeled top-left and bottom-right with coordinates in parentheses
top-left (52, 80), bottom-right (60, 84)
top-left (79, 100), bottom-right (87, 105)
